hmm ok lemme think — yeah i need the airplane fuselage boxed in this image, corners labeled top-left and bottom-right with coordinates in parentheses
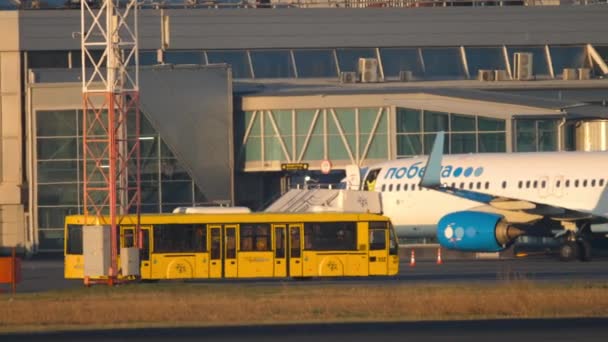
top-left (365, 152), bottom-right (608, 238)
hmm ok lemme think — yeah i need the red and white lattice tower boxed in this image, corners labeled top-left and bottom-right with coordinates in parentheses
top-left (81, 0), bottom-right (141, 283)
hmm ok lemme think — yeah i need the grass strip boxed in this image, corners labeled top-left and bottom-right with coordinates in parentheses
top-left (2, 280), bottom-right (608, 332)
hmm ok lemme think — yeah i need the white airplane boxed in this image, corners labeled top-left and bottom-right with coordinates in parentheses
top-left (355, 132), bottom-right (608, 262)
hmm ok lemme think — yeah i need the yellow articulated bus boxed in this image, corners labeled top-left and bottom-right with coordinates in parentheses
top-left (64, 212), bottom-right (399, 280)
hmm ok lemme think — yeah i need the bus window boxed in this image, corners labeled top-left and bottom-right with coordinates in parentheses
top-left (226, 227), bottom-right (236, 259)
top-left (303, 222), bottom-right (356, 251)
top-left (241, 226), bottom-right (253, 251)
top-left (210, 228), bottom-right (221, 260)
top-left (67, 224), bottom-right (83, 255)
top-left (389, 225), bottom-right (399, 256)
top-left (275, 227), bottom-right (285, 258)
top-left (153, 224), bottom-right (207, 253)
top-left (255, 225), bottom-right (270, 251)
top-left (290, 227), bottom-right (301, 258)
top-left (140, 229), bottom-right (150, 261)
top-left (195, 225), bottom-right (206, 252)
top-left (123, 229), bottom-right (134, 248)
top-left (240, 224), bottom-right (270, 251)
top-left (369, 229), bottom-right (386, 250)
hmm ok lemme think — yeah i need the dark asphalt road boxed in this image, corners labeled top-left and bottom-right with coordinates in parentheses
top-left (2, 318), bottom-right (608, 341)
top-left (11, 256), bottom-right (608, 293)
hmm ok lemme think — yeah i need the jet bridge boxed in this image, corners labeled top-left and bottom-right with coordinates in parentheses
top-left (264, 188), bottom-right (382, 214)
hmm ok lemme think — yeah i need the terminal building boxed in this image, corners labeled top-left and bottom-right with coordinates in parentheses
top-left (1, 3), bottom-right (608, 253)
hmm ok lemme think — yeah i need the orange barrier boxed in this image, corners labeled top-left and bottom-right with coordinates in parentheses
top-left (0, 248), bottom-right (21, 294)
top-left (436, 247), bottom-right (443, 265)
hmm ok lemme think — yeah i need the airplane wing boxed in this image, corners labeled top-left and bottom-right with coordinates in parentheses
top-left (419, 132), bottom-right (597, 221)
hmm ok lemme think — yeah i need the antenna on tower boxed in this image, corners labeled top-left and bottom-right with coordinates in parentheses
top-left (80, 0), bottom-right (142, 286)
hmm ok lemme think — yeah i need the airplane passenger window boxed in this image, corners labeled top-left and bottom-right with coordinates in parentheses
top-left (556, 180), bottom-right (561, 188)
top-left (502, 181), bottom-right (507, 189)
top-left (526, 181), bottom-right (531, 188)
top-left (541, 180), bottom-right (546, 188)
top-left (533, 180), bottom-right (538, 188)
top-left (575, 180), bottom-right (579, 187)
top-left (583, 180), bottom-right (588, 187)
top-left (600, 179), bottom-right (605, 187)
top-left (451, 182), bottom-right (456, 188)
top-left (460, 182), bottom-right (464, 189)
top-left (476, 182), bottom-right (481, 189)
top-left (396, 184), bottom-right (401, 191)
top-left (469, 183), bottom-right (473, 190)
top-left (404, 184), bottom-right (409, 191)
top-left (566, 180), bottom-right (570, 187)
top-left (591, 179), bottom-right (596, 187)
top-left (485, 182), bottom-right (489, 189)
top-left (381, 184), bottom-right (386, 192)
top-left (389, 184), bottom-right (393, 192)
top-left (518, 181), bottom-right (522, 189)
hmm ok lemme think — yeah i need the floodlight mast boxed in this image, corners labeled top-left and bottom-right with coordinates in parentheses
top-left (81, 0), bottom-right (141, 285)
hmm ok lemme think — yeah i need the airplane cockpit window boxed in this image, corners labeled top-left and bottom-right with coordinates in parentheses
top-left (363, 169), bottom-right (381, 191)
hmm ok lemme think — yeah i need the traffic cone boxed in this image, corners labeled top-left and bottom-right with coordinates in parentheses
top-left (436, 247), bottom-right (443, 265)
top-left (409, 249), bottom-right (416, 267)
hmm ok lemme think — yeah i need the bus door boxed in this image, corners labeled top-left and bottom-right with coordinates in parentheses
top-left (139, 227), bottom-right (151, 279)
top-left (368, 225), bottom-right (389, 275)
top-left (288, 224), bottom-right (303, 277)
top-left (224, 225), bottom-right (238, 278)
top-left (120, 226), bottom-right (151, 278)
top-left (273, 225), bottom-right (287, 277)
top-left (209, 225), bottom-right (223, 278)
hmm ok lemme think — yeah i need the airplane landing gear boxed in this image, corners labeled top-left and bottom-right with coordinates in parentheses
top-left (559, 240), bottom-right (578, 262)
top-left (558, 222), bottom-right (592, 262)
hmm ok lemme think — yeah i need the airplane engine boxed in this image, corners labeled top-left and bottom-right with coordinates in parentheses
top-left (437, 211), bottom-right (524, 252)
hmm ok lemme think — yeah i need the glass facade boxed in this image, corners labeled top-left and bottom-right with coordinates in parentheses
top-left (395, 107), bottom-right (506, 157)
top-left (421, 47), bottom-right (467, 79)
top-left (380, 48), bottom-right (423, 79)
top-left (293, 49), bottom-right (338, 78)
top-left (35, 110), bottom-right (203, 251)
top-left (250, 50), bottom-right (295, 78)
top-left (465, 47), bottom-right (506, 77)
top-left (507, 46), bottom-right (550, 78)
top-left (515, 119), bottom-right (559, 152)
top-left (25, 44), bottom-right (603, 81)
top-left (238, 108), bottom-right (389, 166)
